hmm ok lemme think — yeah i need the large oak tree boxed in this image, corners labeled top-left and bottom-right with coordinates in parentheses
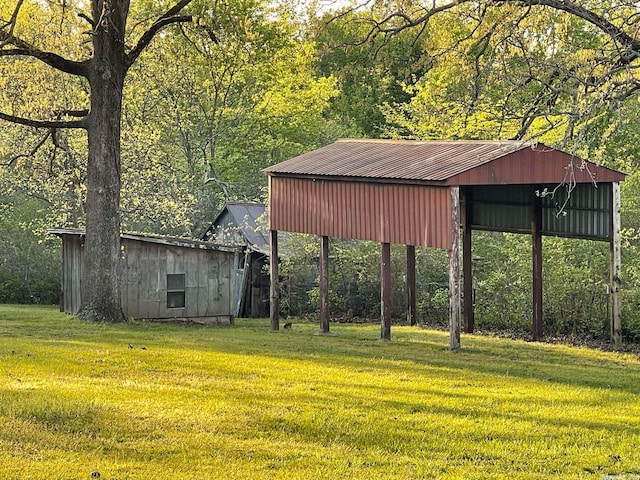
top-left (0, 0), bottom-right (202, 322)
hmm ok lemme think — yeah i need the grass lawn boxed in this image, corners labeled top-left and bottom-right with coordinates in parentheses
top-left (1, 305), bottom-right (639, 479)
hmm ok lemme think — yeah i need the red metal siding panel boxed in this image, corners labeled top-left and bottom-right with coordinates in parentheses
top-left (269, 177), bottom-right (451, 249)
top-left (448, 148), bottom-right (625, 185)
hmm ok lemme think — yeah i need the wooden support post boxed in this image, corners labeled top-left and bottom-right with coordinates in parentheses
top-left (462, 187), bottom-right (474, 334)
top-left (381, 242), bottom-right (392, 341)
top-left (532, 189), bottom-right (543, 340)
top-left (611, 182), bottom-right (622, 350)
top-left (406, 245), bottom-right (416, 326)
top-left (319, 235), bottom-right (330, 334)
top-left (269, 229), bottom-right (280, 331)
top-left (449, 187), bottom-right (461, 351)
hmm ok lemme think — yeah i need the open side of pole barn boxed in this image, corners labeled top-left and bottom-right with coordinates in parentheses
top-left (264, 139), bottom-right (626, 349)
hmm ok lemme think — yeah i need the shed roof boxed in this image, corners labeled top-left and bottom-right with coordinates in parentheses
top-left (221, 203), bottom-right (268, 248)
top-left (264, 139), bottom-right (625, 185)
top-left (48, 228), bottom-right (240, 253)
top-left (204, 202), bottom-right (268, 253)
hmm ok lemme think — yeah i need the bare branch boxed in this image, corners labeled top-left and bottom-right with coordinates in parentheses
top-left (0, 111), bottom-right (86, 129)
top-left (492, 0), bottom-right (640, 62)
top-left (0, 0), bottom-right (24, 47)
top-left (362, 0), bottom-right (640, 67)
top-left (0, 38), bottom-right (89, 77)
top-left (2, 129), bottom-right (51, 167)
top-left (613, 82), bottom-right (640, 102)
top-left (375, 1), bottom-right (464, 35)
top-left (77, 12), bottom-right (96, 28)
top-left (126, 0), bottom-right (198, 67)
top-left (54, 108), bottom-right (90, 118)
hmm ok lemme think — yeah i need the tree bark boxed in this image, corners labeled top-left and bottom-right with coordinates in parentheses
top-left (532, 188), bottom-right (543, 340)
top-left (77, 0), bottom-right (130, 322)
top-left (610, 182), bottom-right (622, 350)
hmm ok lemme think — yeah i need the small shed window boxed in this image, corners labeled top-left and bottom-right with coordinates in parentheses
top-left (167, 274), bottom-right (185, 308)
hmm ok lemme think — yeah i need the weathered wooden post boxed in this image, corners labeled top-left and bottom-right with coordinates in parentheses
top-left (381, 242), bottom-right (392, 341)
top-left (269, 229), bottom-right (279, 331)
top-left (449, 187), bottom-right (461, 350)
top-left (319, 235), bottom-right (330, 334)
top-left (532, 188), bottom-right (543, 340)
top-left (611, 182), bottom-right (622, 349)
top-left (461, 187), bottom-right (474, 334)
top-left (406, 245), bottom-right (416, 326)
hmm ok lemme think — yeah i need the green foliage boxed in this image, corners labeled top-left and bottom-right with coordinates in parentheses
top-left (278, 233), bottom-right (319, 316)
top-left (470, 232), bottom-right (614, 339)
top-left (1, 305), bottom-right (640, 479)
top-left (542, 238), bottom-right (610, 337)
top-left (121, 2), bottom-right (340, 236)
top-left (379, 4), bottom-right (627, 144)
top-left (312, 7), bottom-right (431, 138)
top-left (280, 236), bottom-right (448, 322)
top-left (472, 233), bottom-right (533, 332)
top-left (0, 196), bottom-right (59, 304)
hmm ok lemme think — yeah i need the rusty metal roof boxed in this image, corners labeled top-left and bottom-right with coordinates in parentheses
top-left (264, 139), bottom-right (533, 181)
top-left (264, 139), bottom-right (627, 186)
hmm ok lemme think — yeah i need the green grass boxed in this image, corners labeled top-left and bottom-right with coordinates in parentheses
top-left (1, 305), bottom-right (639, 479)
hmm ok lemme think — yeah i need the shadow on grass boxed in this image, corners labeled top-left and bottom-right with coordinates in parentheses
top-left (2, 305), bottom-right (639, 397)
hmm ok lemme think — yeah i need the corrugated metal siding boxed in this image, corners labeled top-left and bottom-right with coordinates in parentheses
top-left (469, 185), bottom-right (532, 232)
top-left (269, 176), bottom-right (451, 249)
top-left (468, 183), bottom-right (612, 240)
top-left (449, 148), bottom-right (624, 185)
top-left (472, 204), bottom-right (531, 232)
top-left (542, 183), bottom-right (611, 239)
top-left (265, 141), bottom-right (624, 248)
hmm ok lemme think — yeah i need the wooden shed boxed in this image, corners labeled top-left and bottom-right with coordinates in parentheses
top-left (49, 228), bottom-right (241, 324)
top-left (201, 202), bottom-right (270, 318)
top-left (264, 139), bottom-right (626, 349)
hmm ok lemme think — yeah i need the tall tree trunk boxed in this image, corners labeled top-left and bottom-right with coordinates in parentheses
top-left (77, 0), bottom-right (130, 322)
top-left (2, 0), bottom-right (194, 321)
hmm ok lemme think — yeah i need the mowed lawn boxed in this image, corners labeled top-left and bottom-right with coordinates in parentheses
top-left (1, 306), bottom-right (639, 479)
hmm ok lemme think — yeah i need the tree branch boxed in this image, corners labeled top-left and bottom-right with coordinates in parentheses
top-left (54, 108), bottom-right (90, 118)
top-left (2, 129), bottom-right (51, 167)
top-left (377, 1), bottom-right (463, 34)
top-left (0, 111), bottom-right (86, 129)
top-left (492, 0), bottom-right (640, 59)
top-left (126, 0), bottom-right (197, 68)
top-left (0, 38), bottom-right (89, 77)
top-left (367, 0), bottom-right (640, 66)
top-left (77, 12), bottom-right (96, 28)
top-left (0, 0), bottom-right (24, 47)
